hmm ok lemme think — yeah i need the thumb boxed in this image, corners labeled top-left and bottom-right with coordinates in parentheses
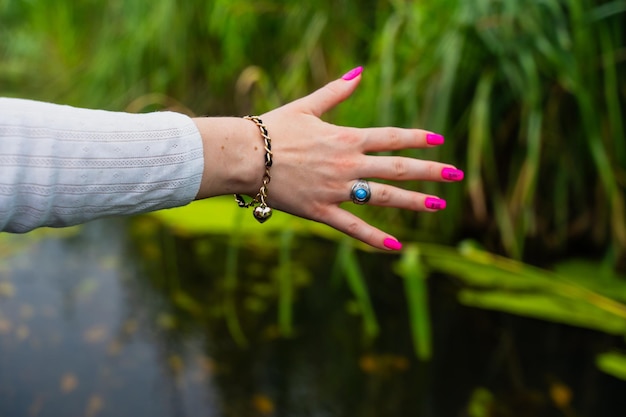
top-left (297, 66), bottom-right (363, 118)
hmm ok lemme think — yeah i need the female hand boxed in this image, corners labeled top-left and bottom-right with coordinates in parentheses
top-left (194, 67), bottom-right (463, 251)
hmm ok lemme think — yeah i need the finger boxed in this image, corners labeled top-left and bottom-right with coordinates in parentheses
top-left (294, 66), bottom-right (363, 118)
top-left (359, 156), bottom-right (465, 182)
top-left (320, 206), bottom-right (403, 251)
top-left (354, 126), bottom-right (445, 152)
top-left (361, 182), bottom-right (447, 212)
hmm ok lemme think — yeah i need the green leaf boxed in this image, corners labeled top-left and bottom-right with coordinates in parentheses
top-left (596, 351), bottom-right (626, 380)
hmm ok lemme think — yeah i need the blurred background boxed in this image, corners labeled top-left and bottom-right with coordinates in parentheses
top-left (1, 0), bottom-right (625, 416)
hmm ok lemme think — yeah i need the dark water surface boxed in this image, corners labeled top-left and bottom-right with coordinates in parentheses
top-left (1, 218), bottom-right (626, 417)
top-left (0, 220), bottom-right (215, 417)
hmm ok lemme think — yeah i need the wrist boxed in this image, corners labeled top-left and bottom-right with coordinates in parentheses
top-left (193, 116), bottom-right (264, 199)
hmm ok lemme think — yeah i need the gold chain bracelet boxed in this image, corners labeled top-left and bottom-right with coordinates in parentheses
top-left (234, 115), bottom-right (273, 223)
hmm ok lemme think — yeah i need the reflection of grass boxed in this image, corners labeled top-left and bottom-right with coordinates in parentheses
top-left (150, 197), bottom-right (347, 243)
top-left (0, 227), bottom-right (81, 261)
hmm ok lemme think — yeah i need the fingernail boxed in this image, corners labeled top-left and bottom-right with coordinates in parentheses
top-left (426, 133), bottom-right (444, 145)
top-left (441, 167), bottom-right (464, 181)
top-left (425, 197), bottom-right (447, 210)
top-left (383, 238), bottom-right (403, 251)
top-left (341, 66), bottom-right (363, 81)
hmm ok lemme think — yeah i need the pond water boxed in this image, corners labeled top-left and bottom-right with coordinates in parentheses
top-left (1, 217), bottom-right (626, 417)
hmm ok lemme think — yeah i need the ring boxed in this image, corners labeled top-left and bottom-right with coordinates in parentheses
top-left (350, 179), bottom-right (371, 205)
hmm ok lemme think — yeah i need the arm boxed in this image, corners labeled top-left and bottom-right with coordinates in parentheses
top-left (1, 67), bottom-right (463, 250)
top-left (0, 98), bottom-right (204, 232)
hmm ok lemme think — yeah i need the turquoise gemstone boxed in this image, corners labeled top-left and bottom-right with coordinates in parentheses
top-left (355, 188), bottom-right (368, 200)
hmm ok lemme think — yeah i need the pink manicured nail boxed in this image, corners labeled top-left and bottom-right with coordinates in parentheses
top-left (426, 133), bottom-right (444, 145)
top-left (383, 238), bottom-right (403, 251)
top-left (341, 66), bottom-right (363, 81)
top-left (425, 197), bottom-right (447, 210)
top-left (441, 167), bottom-right (464, 181)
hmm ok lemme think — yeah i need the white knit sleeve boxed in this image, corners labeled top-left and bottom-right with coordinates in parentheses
top-left (0, 98), bottom-right (204, 233)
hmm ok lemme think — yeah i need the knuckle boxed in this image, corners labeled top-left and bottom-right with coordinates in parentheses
top-left (346, 221), bottom-right (361, 237)
top-left (411, 195), bottom-right (424, 211)
top-left (338, 128), bottom-right (361, 146)
top-left (377, 186), bottom-right (392, 204)
top-left (428, 162), bottom-right (441, 178)
top-left (393, 159), bottom-right (409, 179)
top-left (386, 128), bottom-right (402, 148)
top-left (334, 156), bottom-right (357, 174)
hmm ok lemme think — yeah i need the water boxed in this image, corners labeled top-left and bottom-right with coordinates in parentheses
top-left (1, 218), bottom-right (626, 417)
top-left (0, 220), bottom-right (215, 417)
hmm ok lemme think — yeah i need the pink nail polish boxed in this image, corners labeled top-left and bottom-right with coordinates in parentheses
top-left (341, 66), bottom-right (363, 81)
top-left (383, 238), bottom-right (403, 251)
top-left (426, 133), bottom-right (444, 146)
top-left (441, 167), bottom-right (464, 181)
top-left (425, 197), bottom-right (447, 210)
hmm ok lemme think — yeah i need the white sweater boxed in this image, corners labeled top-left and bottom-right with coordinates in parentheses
top-left (0, 98), bottom-right (204, 233)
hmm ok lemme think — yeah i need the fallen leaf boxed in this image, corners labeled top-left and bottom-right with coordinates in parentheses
top-left (60, 373), bottom-right (78, 393)
top-left (196, 355), bottom-right (215, 374)
top-left (106, 340), bottom-right (123, 356)
top-left (0, 318), bottom-right (12, 335)
top-left (359, 355), bottom-right (378, 373)
top-left (0, 281), bottom-right (15, 298)
top-left (28, 394), bottom-right (44, 417)
top-left (16, 324), bottom-right (30, 341)
top-left (122, 319), bottom-right (138, 336)
top-left (20, 304), bottom-right (35, 320)
top-left (83, 326), bottom-right (108, 344)
top-left (359, 353), bottom-right (410, 375)
top-left (75, 278), bottom-right (99, 299)
top-left (99, 256), bottom-right (119, 270)
top-left (550, 381), bottom-right (572, 409)
top-left (252, 394), bottom-right (275, 416)
top-left (191, 355), bottom-right (215, 382)
top-left (84, 395), bottom-right (104, 417)
top-left (168, 355), bottom-right (184, 374)
top-left (156, 313), bottom-right (177, 330)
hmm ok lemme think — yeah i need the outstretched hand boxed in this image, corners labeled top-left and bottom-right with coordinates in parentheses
top-left (194, 67), bottom-right (463, 251)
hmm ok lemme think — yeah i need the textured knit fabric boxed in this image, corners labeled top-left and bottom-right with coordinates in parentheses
top-left (0, 98), bottom-right (204, 233)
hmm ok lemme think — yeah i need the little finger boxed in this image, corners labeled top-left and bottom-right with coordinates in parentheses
top-left (320, 206), bottom-right (403, 251)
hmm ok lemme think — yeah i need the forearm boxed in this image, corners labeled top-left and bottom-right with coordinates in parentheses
top-left (0, 98), bottom-right (204, 232)
top-left (192, 116), bottom-right (264, 200)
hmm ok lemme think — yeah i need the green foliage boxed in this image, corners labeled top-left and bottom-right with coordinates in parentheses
top-left (2, 0), bottom-right (624, 259)
top-left (419, 241), bottom-right (626, 332)
top-left (415, 240), bottom-right (626, 379)
top-left (394, 244), bottom-right (432, 361)
top-left (596, 351), bottom-right (626, 380)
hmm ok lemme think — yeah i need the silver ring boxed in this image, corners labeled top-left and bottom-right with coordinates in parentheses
top-left (350, 179), bottom-right (371, 205)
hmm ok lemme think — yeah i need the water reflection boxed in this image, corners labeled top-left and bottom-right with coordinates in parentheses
top-left (0, 220), bottom-right (217, 417)
top-left (0, 218), bottom-right (431, 417)
top-left (2, 217), bottom-right (626, 417)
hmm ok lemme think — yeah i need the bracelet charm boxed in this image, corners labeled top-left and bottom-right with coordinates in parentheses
top-left (234, 115), bottom-right (273, 223)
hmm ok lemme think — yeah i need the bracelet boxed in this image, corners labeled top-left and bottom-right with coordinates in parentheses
top-left (234, 115), bottom-right (273, 223)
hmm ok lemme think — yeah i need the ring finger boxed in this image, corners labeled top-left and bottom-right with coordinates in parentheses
top-left (346, 180), bottom-right (447, 212)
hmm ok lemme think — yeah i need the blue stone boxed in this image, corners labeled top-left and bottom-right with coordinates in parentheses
top-left (355, 189), bottom-right (367, 199)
